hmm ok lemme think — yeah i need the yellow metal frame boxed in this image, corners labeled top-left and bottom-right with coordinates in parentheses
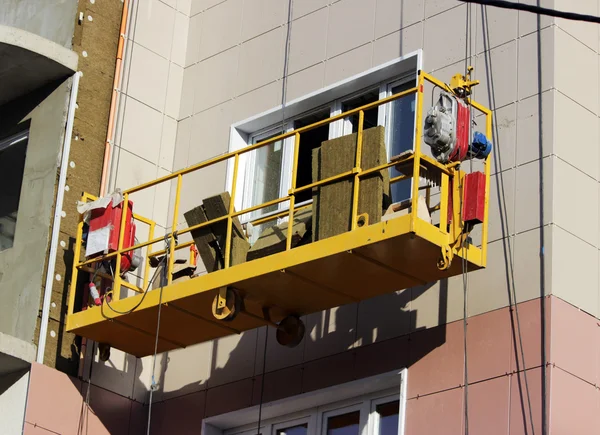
top-left (66, 71), bottom-right (493, 336)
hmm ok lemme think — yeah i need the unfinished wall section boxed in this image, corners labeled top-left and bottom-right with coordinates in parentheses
top-left (84, 0), bottom-right (192, 403)
top-left (36, 0), bottom-right (126, 375)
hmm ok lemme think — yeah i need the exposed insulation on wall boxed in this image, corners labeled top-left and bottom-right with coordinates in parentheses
top-left (36, 0), bottom-right (124, 375)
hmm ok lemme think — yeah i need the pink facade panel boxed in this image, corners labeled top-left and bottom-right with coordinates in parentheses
top-left (468, 376), bottom-right (510, 435)
top-left (302, 351), bottom-right (355, 393)
top-left (408, 321), bottom-right (464, 398)
top-left (550, 297), bottom-right (598, 386)
top-left (549, 367), bottom-right (600, 435)
top-left (467, 307), bottom-right (512, 383)
top-left (205, 377), bottom-right (254, 417)
top-left (510, 298), bottom-right (550, 373)
top-left (81, 383), bottom-right (133, 435)
top-left (509, 367), bottom-right (548, 435)
top-left (150, 390), bottom-right (206, 435)
top-left (25, 362), bottom-right (136, 434)
top-left (25, 363), bottom-right (86, 434)
top-left (405, 387), bottom-right (463, 434)
top-left (354, 335), bottom-right (409, 380)
top-left (251, 365), bottom-right (303, 405)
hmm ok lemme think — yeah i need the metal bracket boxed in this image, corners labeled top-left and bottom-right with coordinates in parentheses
top-left (437, 231), bottom-right (471, 271)
top-left (217, 287), bottom-right (228, 310)
top-left (450, 66), bottom-right (479, 97)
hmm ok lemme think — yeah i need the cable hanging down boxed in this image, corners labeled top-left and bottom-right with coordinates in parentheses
top-left (458, 0), bottom-right (600, 23)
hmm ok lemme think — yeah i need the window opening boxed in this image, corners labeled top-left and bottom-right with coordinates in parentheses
top-left (245, 129), bottom-right (286, 243)
top-left (375, 401), bottom-right (399, 435)
top-left (342, 89), bottom-right (379, 134)
top-left (387, 81), bottom-right (416, 203)
top-left (325, 411), bottom-right (360, 435)
top-left (294, 109), bottom-right (330, 204)
top-left (0, 131), bottom-right (29, 251)
top-left (276, 423), bottom-right (308, 435)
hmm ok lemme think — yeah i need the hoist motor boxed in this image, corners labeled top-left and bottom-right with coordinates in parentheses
top-left (423, 91), bottom-right (491, 164)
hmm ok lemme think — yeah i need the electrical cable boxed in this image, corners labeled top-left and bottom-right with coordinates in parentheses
top-left (460, 5), bottom-right (476, 432)
top-left (479, 6), bottom-right (536, 433)
top-left (458, 0), bottom-right (600, 23)
top-left (101, 244), bottom-right (167, 316)
top-left (254, 2), bottom-right (293, 433)
top-left (256, 326), bottom-right (269, 435)
top-left (146, 240), bottom-right (168, 435)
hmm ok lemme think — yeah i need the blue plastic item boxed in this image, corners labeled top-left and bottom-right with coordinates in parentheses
top-left (468, 131), bottom-right (492, 160)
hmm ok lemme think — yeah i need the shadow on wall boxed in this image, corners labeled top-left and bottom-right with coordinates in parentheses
top-left (125, 279), bottom-right (452, 433)
top-left (82, 2), bottom-right (544, 433)
top-left (41, 274), bottom-right (449, 435)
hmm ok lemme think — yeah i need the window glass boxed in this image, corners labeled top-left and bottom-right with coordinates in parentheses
top-left (251, 135), bottom-right (284, 213)
top-left (246, 132), bottom-right (285, 243)
top-left (388, 82), bottom-right (416, 203)
top-left (0, 132), bottom-right (28, 251)
top-left (276, 423), bottom-right (308, 435)
top-left (294, 109), bottom-right (330, 204)
top-left (326, 411), bottom-right (360, 435)
top-left (376, 401), bottom-right (399, 435)
top-left (343, 89), bottom-right (379, 133)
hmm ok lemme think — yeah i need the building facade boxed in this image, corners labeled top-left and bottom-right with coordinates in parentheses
top-left (5, 0), bottom-right (600, 434)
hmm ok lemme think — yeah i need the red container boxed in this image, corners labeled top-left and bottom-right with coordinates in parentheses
top-left (462, 172), bottom-right (486, 224)
top-left (87, 199), bottom-right (136, 271)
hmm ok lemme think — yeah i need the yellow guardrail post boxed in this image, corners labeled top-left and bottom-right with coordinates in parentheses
top-left (350, 110), bottom-right (364, 230)
top-left (410, 72), bottom-right (425, 232)
top-left (144, 221), bottom-right (155, 290)
top-left (167, 175), bottom-right (182, 285)
top-left (225, 154), bottom-right (240, 268)
top-left (439, 173), bottom-right (449, 234)
top-left (481, 110), bottom-right (493, 267)
top-left (286, 133), bottom-right (301, 249)
top-left (113, 192), bottom-right (129, 300)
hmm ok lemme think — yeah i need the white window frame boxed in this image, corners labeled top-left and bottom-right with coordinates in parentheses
top-left (204, 369), bottom-right (408, 435)
top-left (226, 51), bottom-right (423, 225)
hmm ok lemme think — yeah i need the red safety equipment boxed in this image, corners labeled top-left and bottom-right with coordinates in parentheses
top-left (88, 282), bottom-right (101, 306)
top-left (448, 98), bottom-right (470, 162)
top-left (87, 199), bottom-right (136, 273)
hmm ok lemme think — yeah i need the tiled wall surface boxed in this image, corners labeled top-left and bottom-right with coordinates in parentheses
top-left (81, 0), bottom-right (600, 432)
top-left (25, 297), bottom-right (600, 433)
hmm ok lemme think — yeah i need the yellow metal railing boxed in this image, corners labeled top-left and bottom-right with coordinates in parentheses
top-left (67, 71), bottom-right (492, 317)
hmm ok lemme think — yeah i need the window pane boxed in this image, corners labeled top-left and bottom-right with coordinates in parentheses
top-left (376, 401), bottom-right (399, 435)
top-left (251, 137), bottom-right (284, 214)
top-left (295, 110), bottom-right (330, 204)
top-left (389, 83), bottom-right (416, 203)
top-left (277, 423), bottom-right (308, 435)
top-left (327, 411), bottom-right (360, 435)
top-left (0, 134), bottom-right (28, 251)
top-left (343, 89), bottom-right (379, 133)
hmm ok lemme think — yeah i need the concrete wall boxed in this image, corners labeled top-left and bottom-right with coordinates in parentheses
top-left (0, 79), bottom-right (72, 343)
top-left (0, 370), bottom-right (29, 435)
top-left (0, 0), bottom-right (78, 48)
top-left (82, 0), bottom-right (600, 433)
